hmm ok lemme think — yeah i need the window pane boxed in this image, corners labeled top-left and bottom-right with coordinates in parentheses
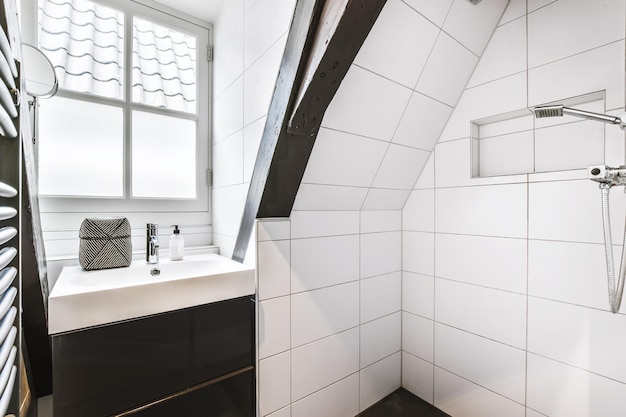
top-left (38, 0), bottom-right (124, 99)
top-left (38, 96), bottom-right (124, 196)
top-left (131, 111), bottom-right (196, 198)
top-left (132, 17), bottom-right (197, 113)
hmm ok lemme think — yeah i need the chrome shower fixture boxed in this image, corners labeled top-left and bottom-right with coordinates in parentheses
top-left (532, 103), bottom-right (626, 313)
top-left (588, 165), bottom-right (626, 187)
top-left (469, 0), bottom-right (482, 3)
top-left (533, 105), bottom-right (626, 130)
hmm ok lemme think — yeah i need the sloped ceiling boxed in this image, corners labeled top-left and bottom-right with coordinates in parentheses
top-left (292, 0), bottom-right (509, 211)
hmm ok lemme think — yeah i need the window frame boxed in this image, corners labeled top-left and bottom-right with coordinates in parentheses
top-left (31, 0), bottom-right (212, 214)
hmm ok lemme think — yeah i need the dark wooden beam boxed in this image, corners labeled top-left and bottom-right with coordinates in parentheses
top-left (232, 0), bottom-right (387, 262)
top-left (287, 0), bottom-right (387, 138)
top-left (231, 0), bottom-right (323, 263)
top-left (259, 0), bottom-right (387, 218)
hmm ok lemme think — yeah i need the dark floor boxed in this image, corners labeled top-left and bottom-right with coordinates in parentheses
top-left (358, 388), bottom-right (450, 417)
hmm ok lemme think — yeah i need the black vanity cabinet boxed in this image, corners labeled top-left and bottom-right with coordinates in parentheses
top-left (51, 295), bottom-right (255, 417)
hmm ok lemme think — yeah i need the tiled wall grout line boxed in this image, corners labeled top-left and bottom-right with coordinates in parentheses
top-left (358, 210), bottom-right (362, 412)
top-left (431, 145), bottom-right (437, 406)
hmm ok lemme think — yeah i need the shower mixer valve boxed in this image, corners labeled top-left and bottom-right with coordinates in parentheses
top-left (588, 165), bottom-right (626, 187)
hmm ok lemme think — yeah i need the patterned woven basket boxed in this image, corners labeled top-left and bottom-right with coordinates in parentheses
top-left (79, 217), bottom-right (132, 271)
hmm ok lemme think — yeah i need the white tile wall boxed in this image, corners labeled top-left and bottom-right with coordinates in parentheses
top-left (527, 0), bottom-right (555, 13)
top-left (213, 77), bottom-right (244, 143)
top-left (435, 279), bottom-right (526, 349)
top-left (392, 92), bottom-right (454, 151)
top-left (213, 22), bottom-right (244, 98)
top-left (214, 0), bottom-right (244, 45)
top-left (415, 32), bottom-right (479, 107)
top-left (526, 354), bottom-right (626, 417)
top-left (360, 312), bottom-right (401, 367)
top-left (243, 116), bottom-right (265, 182)
top-left (372, 145), bottom-right (430, 190)
top-left (525, 410), bottom-right (548, 417)
top-left (257, 239), bottom-right (290, 300)
top-left (291, 328), bottom-right (359, 401)
top-left (259, 352), bottom-right (291, 416)
top-left (414, 153), bottom-right (435, 189)
top-left (528, 40), bottom-right (626, 110)
top-left (266, 407), bottom-right (291, 417)
top-left (291, 374), bottom-right (359, 417)
top-left (301, 129), bottom-right (387, 188)
top-left (212, 131), bottom-right (244, 187)
top-left (442, 0), bottom-right (509, 56)
top-left (606, 107), bottom-right (626, 167)
top-left (354, 0), bottom-right (439, 89)
top-left (403, 189), bottom-right (435, 232)
top-left (243, 0), bottom-right (295, 69)
top-left (257, 206), bottom-right (404, 416)
top-left (528, 180), bottom-right (605, 243)
top-left (528, 239), bottom-right (618, 311)
top-left (477, 131), bottom-right (534, 177)
top-left (292, 184), bottom-right (368, 211)
top-left (291, 282), bottom-right (359, 347)
top-left (259, 296), bottom-right (290, 359)
top-left (290, 211), bottom-right (359, 239)
top-left (258, 219), bottom-right (290, 242)
top-left (435, 234), bottom-right (527, 293)
top-left (402, 312), bottom-right (434, 362)
top-left (435, 323), bottom-right (526, 403)
top-left (212, 184), bottom-right (245, 237)
top-left (360, 272), bottom-right (402, 323)
top-left (402, 352), bottom-right (434, 403)
top-left (402, 231), bottom-right (435, 276)
top-left (402, 272), bottom-right (434, 319)
top-left (323, 65), bottom-right (412, 142)
top-left (467, 17), bottom-right (526, 88)
top-left (361, 189), bottom-right (411, 210)
top-left (402, 0), bottom-right (453, 27)
top-left (359, 352), bottom-right (402, 411)
top-left (402, 2), bottom-right (626, 416)
top-left (434, 139), bottom-right (472, 187)
top-left (243, 34), bottom-right (287, 126)
top-left (535, 120), bottom-right (605, 172)
top-left (528, 297), bottom-right (626, 383)
top-left (440, 72), bottom-right (527, 142)
top-left (527, 0), bottom-right (625, 68)
top-left (360, 231), bottom-right (402, 279)
top-left (434, 368), bottom-right (526, 417)
top-left (498, 0), bottom-right (526, 25)
top-left (291, 235), bottom-right (359, 292)
top-left (360, 210), bottom-right (402, 233)
top-left (435, 184), bottom-right (527, 238)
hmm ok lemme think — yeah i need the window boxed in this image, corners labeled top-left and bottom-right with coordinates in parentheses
top-left (36, 0), bottom-right (210, 211)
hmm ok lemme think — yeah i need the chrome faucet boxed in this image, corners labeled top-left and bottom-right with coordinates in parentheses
top-left (146, 223), bottom-right (159, 264)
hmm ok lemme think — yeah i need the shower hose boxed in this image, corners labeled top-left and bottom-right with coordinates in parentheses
top-left (600, 183), bottom-right (626, 313)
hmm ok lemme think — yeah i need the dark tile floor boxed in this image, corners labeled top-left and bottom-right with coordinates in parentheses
top-left (358, 388), bottom-right (450, 417)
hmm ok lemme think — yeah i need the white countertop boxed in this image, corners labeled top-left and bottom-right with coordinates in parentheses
top-left (48, 254), bottom-right (255, 335)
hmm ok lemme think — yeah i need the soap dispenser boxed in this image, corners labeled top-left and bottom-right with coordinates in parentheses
top-left (169, 225), bottom-right (184, 261)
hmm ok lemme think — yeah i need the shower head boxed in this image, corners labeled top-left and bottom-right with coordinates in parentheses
top-left (533, 105), bottom-right (564, 118)
top-left (533, 105), bottom-right (626, 130)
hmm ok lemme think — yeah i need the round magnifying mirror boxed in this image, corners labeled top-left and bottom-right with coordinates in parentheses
top-left (22, 43), bottom-right (58, 98)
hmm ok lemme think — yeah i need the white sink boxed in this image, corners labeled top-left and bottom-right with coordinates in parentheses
top-left (48, 254), bottom-right (255, 334)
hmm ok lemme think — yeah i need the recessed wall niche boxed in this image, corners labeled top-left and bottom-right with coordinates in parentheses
top-left (471, 91), bottom-right (607, 178)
